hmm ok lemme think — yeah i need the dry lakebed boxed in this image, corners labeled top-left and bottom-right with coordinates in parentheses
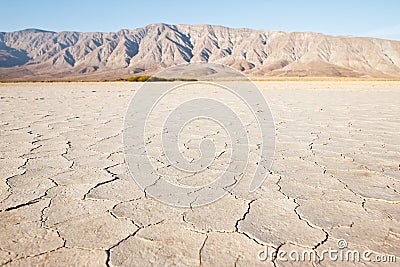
top-left (0, 81), bottom-right (399, 266)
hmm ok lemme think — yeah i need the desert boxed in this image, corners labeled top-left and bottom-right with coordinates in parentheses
top-left (0, 81), bottom-right (399, 266)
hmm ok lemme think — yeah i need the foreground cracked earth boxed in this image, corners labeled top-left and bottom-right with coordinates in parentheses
top-left (0, 82), bottom-right (399, 266)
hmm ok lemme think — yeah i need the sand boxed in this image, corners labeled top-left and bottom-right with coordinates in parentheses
top-left (0, 82), bottom-right (399, 266)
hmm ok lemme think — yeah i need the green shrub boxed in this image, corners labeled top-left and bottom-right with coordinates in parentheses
top-left (119, 76), bottom-right (197, 82)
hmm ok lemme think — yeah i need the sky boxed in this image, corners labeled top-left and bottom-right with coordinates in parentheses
top-left (1, 0), bottom-right (400, 40)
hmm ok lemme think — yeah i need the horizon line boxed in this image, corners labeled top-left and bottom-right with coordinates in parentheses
top-left (1, 22), bottom-right (399, 42)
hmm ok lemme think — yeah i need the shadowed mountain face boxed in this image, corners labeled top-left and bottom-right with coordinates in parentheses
top-left (0, 23), bottom-right (400, 80)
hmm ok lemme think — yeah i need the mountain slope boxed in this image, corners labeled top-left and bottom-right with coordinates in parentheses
top-left (1, 23), bottom-right (400, 80)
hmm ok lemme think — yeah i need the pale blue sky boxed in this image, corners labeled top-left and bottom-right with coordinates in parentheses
top-left (1, 0), bottom-right (399, 40)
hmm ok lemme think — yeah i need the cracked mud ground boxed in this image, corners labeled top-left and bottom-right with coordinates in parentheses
top-left (0, 82), bottom-right (399, 266)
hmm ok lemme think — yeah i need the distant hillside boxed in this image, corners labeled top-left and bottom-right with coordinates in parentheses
top-left (1, 23), bottom-right (400, 81)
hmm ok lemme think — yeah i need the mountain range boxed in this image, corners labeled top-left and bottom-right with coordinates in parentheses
top-left (1, 23), bottom-right (400, 81)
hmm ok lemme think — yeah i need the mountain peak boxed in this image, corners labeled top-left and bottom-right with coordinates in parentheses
top-left (0, 24), bottom-right (399, 81)
top-left (19, 28), bottom-right (55, 33)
